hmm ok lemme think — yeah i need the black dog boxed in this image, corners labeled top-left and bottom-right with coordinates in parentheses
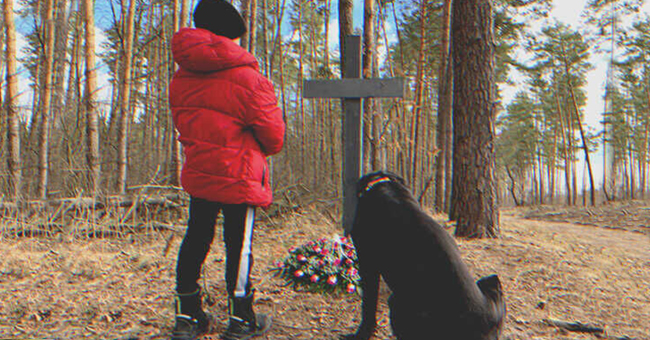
top-left (343, 171), bottom-right (505, 340)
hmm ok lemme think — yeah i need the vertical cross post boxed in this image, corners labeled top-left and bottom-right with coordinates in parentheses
top-left (342, 35), bottom-right (363, 234)
top-left (303, 35), bottom-right (404, 233)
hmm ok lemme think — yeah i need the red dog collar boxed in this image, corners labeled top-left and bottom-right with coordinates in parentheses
top-left (359, 177), bottom-right (391, 197)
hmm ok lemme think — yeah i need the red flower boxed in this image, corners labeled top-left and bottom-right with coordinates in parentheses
top-left (327, 275), bottom-right (338, 285)
top-left (346, 283), bottom-right (356, 294)
top-left (313, 246), bottom-right (322, 253)
top-left (347, 268), bottom-right (358, 276)
top-left (320, 248), bottom-right (330, 256)
top-left (294, 270), bottom-right (305, 278)
top-left (345, 258), bottom-right (354, 266)
top-left (310, 274), bottom-right (320, 283)
top-left (297, 255), bottom-right (307, 262)
top-left (333, 259), bottom-right (342, 266)
top-left (317, 259), bottom-right (325, 267)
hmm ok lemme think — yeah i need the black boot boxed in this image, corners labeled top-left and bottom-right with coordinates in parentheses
top-left (171, 289), bottom-right (214, 340)
top-left (222, 291), bottom-right (271, 340)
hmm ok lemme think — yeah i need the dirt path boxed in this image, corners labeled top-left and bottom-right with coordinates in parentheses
top-left (502, 210), bottom-right (650, 260)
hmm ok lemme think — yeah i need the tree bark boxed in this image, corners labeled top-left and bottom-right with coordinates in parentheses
top-left (248, 0), bottom-right (258, 55)
top-left (83, 0), bottom-right (100, 198)
top-left (338, 0), bottom-right (353, 77)
top-left (116, 0), bottom-right (137, 195)
top-left (363, 0), bottom-right (375, 172)
top-left (239, 0), bottom-right (251, 50)
top-left (554, 81), bottom-right (573, 205)
top-left (3, 0), bottom-right (22, 200)
top-left (409, 0), bottom-right (427, 190)
top-left (170, 0), bottom-right (183, 186)
top-left (435, 0), bottom-right (452, 212)
top-left (561, 42), bottom-right (596, 206)
top-left (450, 0), bottom-right (499, 238)
top-left (37, 0), bottom-right (56, 200)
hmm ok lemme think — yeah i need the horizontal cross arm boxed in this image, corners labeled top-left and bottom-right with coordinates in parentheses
top-left (303, 78), bottom-right (405, 99)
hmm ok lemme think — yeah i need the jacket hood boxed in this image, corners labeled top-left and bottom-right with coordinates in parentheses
top-left (172, 28), bottom-right (258, 73)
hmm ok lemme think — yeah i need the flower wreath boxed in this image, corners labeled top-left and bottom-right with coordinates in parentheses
top-left (271, 235), bottom-right (361, 295)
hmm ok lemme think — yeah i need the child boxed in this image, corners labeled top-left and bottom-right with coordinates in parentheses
top-left (168, 0), bottom-right (285, 339)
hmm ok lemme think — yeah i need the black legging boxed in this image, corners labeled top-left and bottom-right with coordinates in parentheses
top-left (176, 196), bottom-right (255, 298)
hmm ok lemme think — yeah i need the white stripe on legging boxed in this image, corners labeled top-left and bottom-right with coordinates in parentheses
top-left (234, 207), bottom-right (255, 298)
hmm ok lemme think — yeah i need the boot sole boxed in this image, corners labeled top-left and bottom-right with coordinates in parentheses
top-left (221, 315), bottom-right (272, 340)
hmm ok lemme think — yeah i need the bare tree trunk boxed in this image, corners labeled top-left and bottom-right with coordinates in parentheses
top-left (297, 4), bottom-right (305, 175)
top-left (52, 0), bottom-right (71, 130)
top-left (37, 0), bottom-right (56, 200)
top-left (248, 0), bottom-right (258, 55)
top-left (435, 0), bottom-right (452, 212)
top-left (82, 0), bottom-right (100, 198)
top-left (450, 0), bottom-right (499, 238)
top-left (240, 0), bottom-right (251, 50)
top-left (170, 0), bottom-right (183, 186)
top-left (409, 0), bottom-right (427, 189)
top-left (641, 74), bottom-right (650, 198)
top-left (116, 0), bottom-right (137, 195)
top-left (549, 127), bottom-right (558, 203)
top-left (180, 0), bottom-right (189, 29)
top-left (3, 0), bottom-right (22, 200)
top-left (339, 0), bottom-right (353, 77)
top-left (261, 0), bottom-right (269, 74)
top-left (363, 0), bottom-right (375, 172)
top-left (553, 81), bottom-right (572, 205)
top-left (561, 44), bottom-right (596, 206)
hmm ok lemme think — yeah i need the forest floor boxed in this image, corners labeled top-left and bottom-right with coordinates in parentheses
top-left (0, 200), bottom-right (648, 340)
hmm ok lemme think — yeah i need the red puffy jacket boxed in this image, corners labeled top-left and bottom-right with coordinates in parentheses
top-left (170, 28), bottom-right (285, 207)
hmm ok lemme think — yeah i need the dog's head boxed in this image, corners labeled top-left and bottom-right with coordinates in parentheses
top-left (356, 171), bottom-right (406, 198)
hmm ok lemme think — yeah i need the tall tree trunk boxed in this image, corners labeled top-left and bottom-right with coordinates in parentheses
top-left (3, 0), bottom-right (22, 200)
top-left (339, 0), bottom-right (353, 178)
top-left (297, 3), bottom-right (305, 175)
top-left (37, 0), bottom-right (56, 200)
top-left (180, 0), bottom-right (189, 29)
top-left (641, 75), bottom-right (650, 198)
top-left (561, 43), bottom-right (596, 206)
top-left (83, 0), bottom-right (100, 198)
top-left (363, 0), bottom-right (375, 172)
top-left (554, 84), bottom-right (572, 205)
top-left (248, 0), bottom-right (258, 55)
top-left (52, 0), bottom-right (71, 131)
top-left (435, 0), bottom-right (452, 212)
top-left (240, 0), bottom-right (251, 50)
top-left (170, 0), bottom-right (183, 186)
top-left (261, 0), bottom-right (269, 74)
top-left (116, 0), bottom-right (137, 195)
top-left (409, 0), bottom-right (427, 190)
top-left (339, 0), bottom-right (353, 77)
top-left (450, 0), bottom-right (499, 238)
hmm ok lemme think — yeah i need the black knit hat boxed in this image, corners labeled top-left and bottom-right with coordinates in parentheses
top-left (193, 0), bottom-right (247, 39)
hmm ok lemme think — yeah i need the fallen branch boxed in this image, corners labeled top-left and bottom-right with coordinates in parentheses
top-left (542, 318), bottom-right (603, 334)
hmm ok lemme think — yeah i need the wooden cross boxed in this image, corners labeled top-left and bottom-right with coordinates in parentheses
top-left (303, 35), bottom-right (405, 233)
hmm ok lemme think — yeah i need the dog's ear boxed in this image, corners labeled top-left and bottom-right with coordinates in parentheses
top-left (477, 274), bottom-right (503, 303)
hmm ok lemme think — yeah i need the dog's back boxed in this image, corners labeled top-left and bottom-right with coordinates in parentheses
top-left (353, 171), bottom-right (505, 339)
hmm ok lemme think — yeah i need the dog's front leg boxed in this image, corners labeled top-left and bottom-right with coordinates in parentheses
top-left (341, 247), bottom-right (380, 340)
